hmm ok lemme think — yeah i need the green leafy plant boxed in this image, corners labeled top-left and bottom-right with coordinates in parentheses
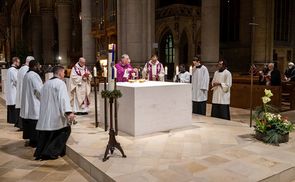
top-left (101, 90), bottom-right (122, 99)
top-left (254, 89), bottom-right (294, 145)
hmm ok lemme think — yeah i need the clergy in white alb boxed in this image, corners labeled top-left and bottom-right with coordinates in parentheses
top-left (20, 60), bottom-right (43, 147)
top-left (174, 64), bottom-right (191, 83)
top-left (191, 57), bottom-right (210, 115)
top-left (5, 57), bottom-right (20, 124)
top-left (142, 54), bottom-right (165, 81)
top-left (211, 60), bottom-right (232, 120)
top-left (15, 56), bottom-right (34, 130)
top-left (35, 66), bottom-right (75, 160)
top-left (69, 57), bottom-right (92, 115)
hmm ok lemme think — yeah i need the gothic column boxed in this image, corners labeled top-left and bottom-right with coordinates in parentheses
top-left (41, 7), bottom-right (54, 64)
top-left (81, 0), bottom-right (95, 64)
top-left (201, 0), bottom-right (220, 73)
top-left (252, 0), bottom-right (274, 64)
top-left (57, 0), bottom-right (72, 66)
top-left (117, 0), bottom-right (155, 64)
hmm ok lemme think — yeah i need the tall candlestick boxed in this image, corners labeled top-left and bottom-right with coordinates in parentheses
top-left (164, 66), bottom-right (168, 75)
top-left (189, 66), bottom-right (192, 75)
top-left (176, 66), bottom-right (179, 75)
top-left (113, 66), bottom-right (117, 78)
top-left (93, 66), bottom-right (97, 77)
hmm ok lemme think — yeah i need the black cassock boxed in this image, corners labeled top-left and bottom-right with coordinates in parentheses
top-left (34, 126), bottom-right (71, 160)
top-left (211, 104), bottom-right (230, 120)
top-left (7, 105), bottom-right (17, 124)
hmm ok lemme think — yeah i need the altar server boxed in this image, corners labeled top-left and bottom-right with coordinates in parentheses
top-left (211, 60), bottom-right (232, 120)
top-left (15, 56), bottom-right (34, 129)
top-left (20, 60), bottom-right (43, 147)
top-left (69, 57), bottom-right (92, 115)
top-left (35, 66), bottom-right (75, 160)
top-left (192, 57), bottom-right (210, 115)
top-left (5, 57), bottom-right (20, 124)
top-left (173, 64), bottom-right (191, 83)
top-left (115, 54), bottom-right (137, 82)
top-left (142, 54), bottom-right (165, 81)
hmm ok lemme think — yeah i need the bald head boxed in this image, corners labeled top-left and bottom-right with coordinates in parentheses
top-left (79, 57), bottom-right (86, 67)
top-left (25, 56), bottom-right (35, 65)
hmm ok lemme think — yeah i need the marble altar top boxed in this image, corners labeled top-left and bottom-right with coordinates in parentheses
top-left (117, 81), bottom-right (190, 88)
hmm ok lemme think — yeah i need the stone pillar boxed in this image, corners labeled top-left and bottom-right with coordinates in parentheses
top-left (117, 0), bottom-right (155, 64)
top-left (57, 0), bottom-right (72, 66)
top-left (201, 0), bottom-right (220, 73)
top-left (41, 8), bottom-right (54, 64)
top-left (81, 0), bottom-right (95, 64)
top-left (252, 0), bottom-right (274, 64)
top-left (31, 14), bottom-right (42, 62)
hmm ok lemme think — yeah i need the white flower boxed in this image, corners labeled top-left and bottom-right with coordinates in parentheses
top-left (264, 89), bottom-right (273, 98)
top-left (262, 96), bottom-right (271, 104)
top-left (277, 114), bottom-right (281, 120)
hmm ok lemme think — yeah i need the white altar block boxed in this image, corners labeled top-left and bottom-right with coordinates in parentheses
top-left (99, 81), bottom-right (192, 136)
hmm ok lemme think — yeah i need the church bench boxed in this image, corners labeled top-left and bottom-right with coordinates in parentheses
top-left (207, 84), bottom-right (282, 110)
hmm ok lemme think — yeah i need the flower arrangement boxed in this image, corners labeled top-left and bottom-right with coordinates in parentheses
top-left (253, 89), bottom-right (294, 145)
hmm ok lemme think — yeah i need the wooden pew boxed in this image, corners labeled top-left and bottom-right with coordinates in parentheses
top-left (208, 84), bottom-right (282, 110)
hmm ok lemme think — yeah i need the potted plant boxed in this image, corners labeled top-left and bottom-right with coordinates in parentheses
top-left (253, 89), bottom-right (294, 145)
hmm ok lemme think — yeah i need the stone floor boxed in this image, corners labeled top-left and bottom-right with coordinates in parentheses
top-left (65, 93), bottom-right (295, 182)
top-left (0, 103), bottom-right (96, 182)
top-left (1, 92), bottom-right (295, 182)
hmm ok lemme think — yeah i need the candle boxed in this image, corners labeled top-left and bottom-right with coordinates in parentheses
top-left (189, 66), bottom-right (192, 74)
top-left (113, 66), bottom-right (117, 78)
top-left (164, 66), bottom-right (168, 75)
top-left (103, 67), bottom-right (107, 77)
top-left (93, 66), bottom-right (97, 77)
top-left (176, 66), bottom-right (179, 75)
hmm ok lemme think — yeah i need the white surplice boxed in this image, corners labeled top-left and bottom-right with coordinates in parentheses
top-left (5, 66), bottom-right (18, 106)
top-left (173, 71), bottom-right (191, 83)
top-left (211, 69), bottom-right (232, 105)
top-left (15, 65), bottom-right (29, 109)
top-left (36, 78), bottom-right (72, 131)
top-left (192, 65), bottom-right (210, 102)
top-left (20, 71), bottom-right (43, 120)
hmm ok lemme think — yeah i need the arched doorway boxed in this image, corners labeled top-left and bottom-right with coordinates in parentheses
top-left (159, 31), bottom-right (175, 80)
top-left (179, 31), bottom-right (188, 66)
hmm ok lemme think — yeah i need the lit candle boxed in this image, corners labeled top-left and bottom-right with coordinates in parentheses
top-left (176, 66), bottom-right (179, 75)
top-left (189, 66), bottom-right (192, 75)
top-left (93, 66), bottom-right (97, 77)
top-left (164, 66), bottom-right (168, 75)
top-left (113, 66), bottom-right (117, 78)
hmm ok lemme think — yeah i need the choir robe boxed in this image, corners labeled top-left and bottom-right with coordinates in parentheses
top-left (211, 69), bottom-right (232, 120)
top-left (15, 65), bottom-right (29, 129)
top-left (5, 66), bottom-right (18, 124)
top-left (34, 77), bottom-right (72, 160)
top-left (192, 65), bottom-right (210, 115)
top-left (69, 63), bottom-right (92, 114)
top-left (173, 71), bottom-right (191, 83)
top-left (142, 61), bottom-right (165, 81)
top-left (20, 71), bottom-right (43, 146)
top-left (115, 62), bottom-right (135, 82)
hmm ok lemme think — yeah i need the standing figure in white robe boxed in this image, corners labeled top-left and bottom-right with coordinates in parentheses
top-left (142, 54), bottom-right (165, 81)
top-left (173, 64), bottom-right (191, 83)
top-left (69, 57), bottom-right (92, 115)
top-left (211, 60), bottom-right (232, 120)
top-left (15, 56), bottom-right (35, 130)
top-left (35, 66), bottom-right (75, 160)
top-left (20, 60), bottom-right (43, 147)
top-left (5, 57), bottom-right (20, 124)
top-left (192, 57), bottom-right (210, 115)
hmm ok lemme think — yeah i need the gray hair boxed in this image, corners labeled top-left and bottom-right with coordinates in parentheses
top-left (121, 54), bottom-right (129, 59)
top-left (26, 56), bottom-right (35, 64)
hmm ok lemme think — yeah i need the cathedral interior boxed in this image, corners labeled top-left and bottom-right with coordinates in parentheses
top-left (0, 0), bottom-right (294, 76)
